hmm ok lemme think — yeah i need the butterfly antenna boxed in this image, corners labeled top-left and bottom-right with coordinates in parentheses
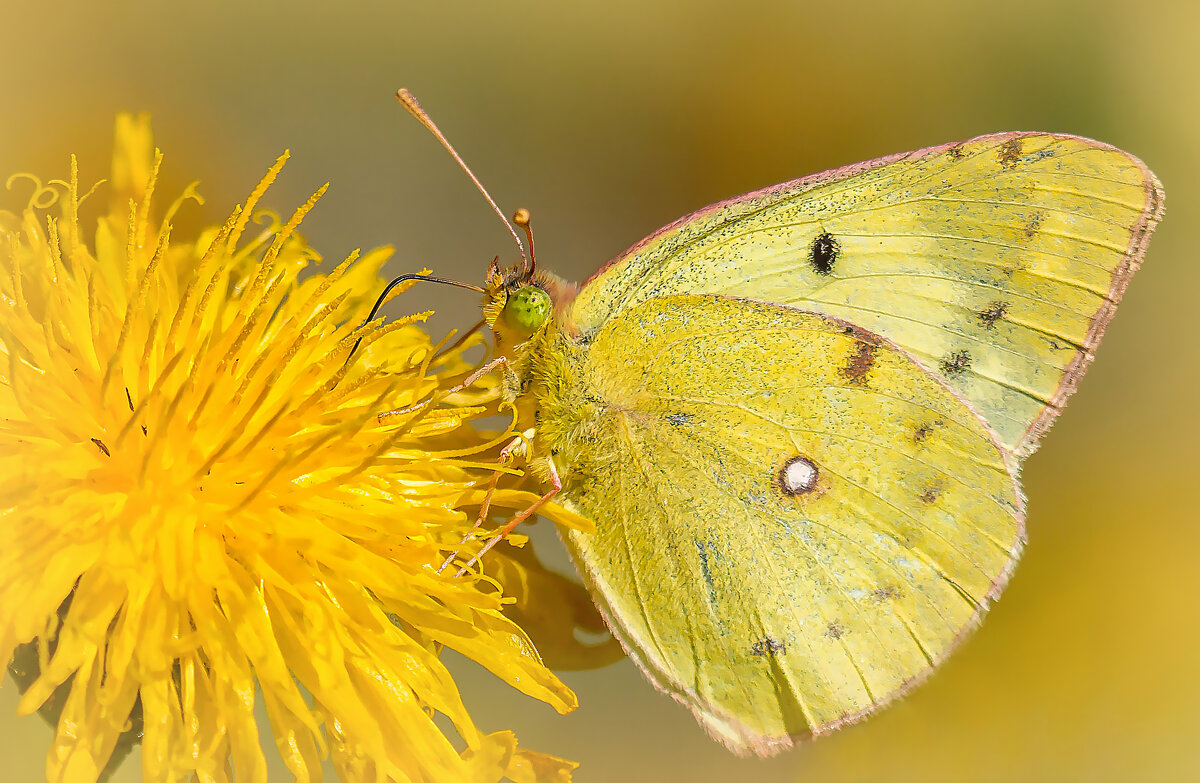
top-left (396, 88), bottom-right (529, 267)
top-left (512, 208), bottom-right (536, 274)
top-left (345, 273), bottom-right (485, 362)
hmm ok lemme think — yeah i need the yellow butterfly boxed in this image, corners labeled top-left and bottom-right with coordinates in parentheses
top-left (391, 92), bottom-right (1164, 756)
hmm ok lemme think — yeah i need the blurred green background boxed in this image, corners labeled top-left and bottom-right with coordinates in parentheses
top-left (2, 1), bottom-right (1197, 781)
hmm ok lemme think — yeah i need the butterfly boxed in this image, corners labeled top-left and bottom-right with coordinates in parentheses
top-left (387, 93), bottom-right (1164, 757)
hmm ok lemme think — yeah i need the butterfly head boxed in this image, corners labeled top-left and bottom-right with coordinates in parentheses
top-left (482, 258), bottom-right (569, 349)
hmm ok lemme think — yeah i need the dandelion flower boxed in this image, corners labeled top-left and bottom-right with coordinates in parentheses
top-left (0, 114), bottom-right (582, 782)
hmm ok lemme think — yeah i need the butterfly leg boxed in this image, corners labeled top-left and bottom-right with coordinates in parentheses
top-left (378, 354), bottom-right (510, 423)
top-left (435, 430), bottom-right (529, 574)
top-left (454, 458), bottom-right (561, 577)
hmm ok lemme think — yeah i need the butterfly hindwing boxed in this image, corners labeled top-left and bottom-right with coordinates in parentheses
top-left (568, 133), bottom-right (1163, 455)
top-left (554, 295), bottom-right (1024, 754)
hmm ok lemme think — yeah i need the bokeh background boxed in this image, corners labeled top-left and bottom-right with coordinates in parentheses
top-left (2, 1), bottom-right (1197, 781)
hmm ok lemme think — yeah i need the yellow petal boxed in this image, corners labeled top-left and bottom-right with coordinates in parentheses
top-left (487, 542), bottom-right (624, 671)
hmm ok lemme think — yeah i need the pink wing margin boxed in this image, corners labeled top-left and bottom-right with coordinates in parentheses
top-left (582, 131), bottom-right (1166, 459)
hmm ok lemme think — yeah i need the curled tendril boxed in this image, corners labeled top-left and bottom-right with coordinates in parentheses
top-left (5, 173), bottom-right (60, 210)
top-left (249, 208), bottom-right (283, 234)
top-left (161, 182), bottom-right (205, 228)
top-left (47, 177), bottom-right (107, 210)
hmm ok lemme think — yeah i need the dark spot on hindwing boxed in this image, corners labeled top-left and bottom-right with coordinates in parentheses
top-left (666, 412), bottom-right (693, 426)
top-left (919, 484), bottom-right (943, 504)
top-left (1023, 211), bottom-right (1044, 239)
top-left (998, 138), bottom-right (1023, 167)
top-left (840, 338), bottom-right (877, 386)
top-left (939, 349), bottom-right (972, 378)
top-left (912, 418), bottom-right (944, 445)
top-left (871, 585), bottom-right (900, 603)
top-left (824, 622), bottom-right (846, 640)
top-left (947, 143), bottom-right (966, 160)
top-left (752, 637), bottom-right (785, 656)
top-left (809, 231), bottom-right (840, 275)
top-left (977, 301), bottom-right (1009, 329)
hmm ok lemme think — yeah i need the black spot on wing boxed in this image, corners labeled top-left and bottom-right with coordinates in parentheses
top-left (939, 349), bottom-right (972, 378)
top-left (912, 418), bottom-right (944, 445)
top-left (824, 622), bottom-right (846, 640)
top-left (947, 143), bottom-right (966, 161)
top-left (810, 232), bottom-right (840, 275)
top-left (871, 585), bottom-right (900, 603)
top-left (666, 412), bottom-right (693, 426)
top-left (977, 301), bottom-right (1009, 330)
top-left (1023, 211), bottom-right (1044, 239)
top-left (751, 637), bottom-right (785, 656)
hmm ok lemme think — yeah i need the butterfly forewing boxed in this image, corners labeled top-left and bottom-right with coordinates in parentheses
top-left (568, 133), bottom-right (1163, 455)
top-left (556, 295), bottom-right (1024, 754)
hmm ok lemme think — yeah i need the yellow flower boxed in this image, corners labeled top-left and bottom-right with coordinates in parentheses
top-left (0, 114), bottom-right (581, 782)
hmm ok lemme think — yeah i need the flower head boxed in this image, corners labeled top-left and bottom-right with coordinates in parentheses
top-left (0, 114), bottom-right (583, 782)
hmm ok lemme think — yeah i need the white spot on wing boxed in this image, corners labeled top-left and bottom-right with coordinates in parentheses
top-left (781, 456), bottom-right (818, 494)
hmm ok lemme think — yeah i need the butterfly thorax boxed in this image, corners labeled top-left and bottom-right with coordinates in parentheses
top-left (482, 263), bottom-right (598, 484)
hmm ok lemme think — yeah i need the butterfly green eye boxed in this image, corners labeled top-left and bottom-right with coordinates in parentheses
top-left (503, 286), bottom-right (551, 336)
